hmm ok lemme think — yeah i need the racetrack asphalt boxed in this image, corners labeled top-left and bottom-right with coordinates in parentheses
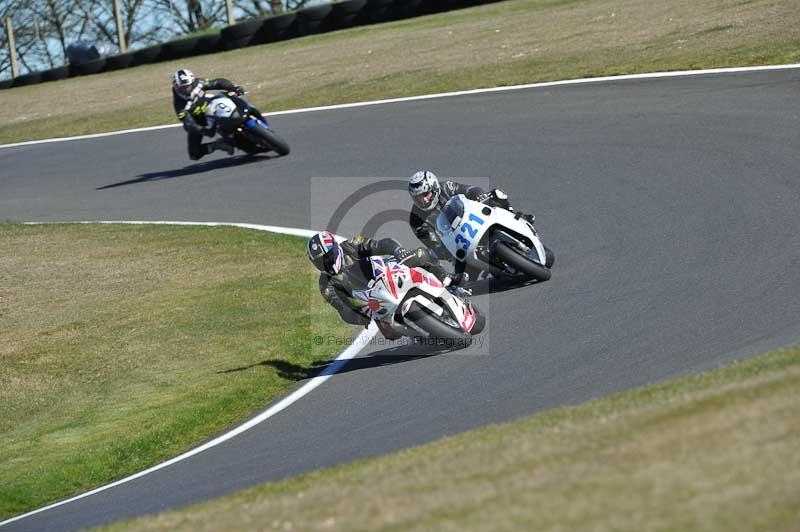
top-left (1, 68), bottom-right (799, 530)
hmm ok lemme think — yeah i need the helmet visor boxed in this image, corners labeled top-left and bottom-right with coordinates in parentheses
top-left (412, 191), bottom-right (436, 210)
top-left (176, 83), bottom-right (194, 97)
top-left (313, 245), bottom-right (343, 275)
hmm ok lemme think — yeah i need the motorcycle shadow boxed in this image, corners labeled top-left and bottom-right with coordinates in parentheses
top-left (219, 340), bottom-right (465, 381)
top-left (464, 276), bottom-right (542, 296)
top-left (96, 154), bottom-right (274, 190)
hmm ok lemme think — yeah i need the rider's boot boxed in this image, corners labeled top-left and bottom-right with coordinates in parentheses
top-left (207, 139), bottom-right (235, 156)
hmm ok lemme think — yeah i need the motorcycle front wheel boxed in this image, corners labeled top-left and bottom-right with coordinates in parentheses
top-left (494, 241), bottom-right (552, 282)
top-left (405, 302), bottom-right (472, 349)
top-left (250, 123), bottom-right (290, 156)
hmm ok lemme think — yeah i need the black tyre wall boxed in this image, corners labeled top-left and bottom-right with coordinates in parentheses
top-left (104, 52), bottom-right (135, 71)
top-left (133, 45), bottom-right (164, 66)
top-left (364, 0), bottom-right (396, 23)
top-left (330, 0), bottom-right (368, 29)
top-left (42, 66), bottom-right (70, 82)
top-left (69, 58), bottom-right (107, 77)
top-left (195, 34), bottom-right (223, 55)
top-left (221, 18), bottom-right (264, 50)
top-left (254, 13), bottom-right (298, 44)
top-left (13, 72), bottom-right (42, 87)
top-left (392, 0), bottom-right (424, 19)
top-left (296, 4), bottom-right (334, 36)
top-left (161, 36), bottom-right (203, 60)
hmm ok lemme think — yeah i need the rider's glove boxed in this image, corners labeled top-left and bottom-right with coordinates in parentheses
top-left (234, 85), bottom-right (246, 95)
top-left (394, 247), bottom-right (413, 262)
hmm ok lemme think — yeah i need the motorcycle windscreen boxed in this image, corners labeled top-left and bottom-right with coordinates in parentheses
top-left (436, 196), bottom-right (465, 235)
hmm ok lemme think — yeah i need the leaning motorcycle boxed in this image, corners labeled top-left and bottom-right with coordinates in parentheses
top-left (435, 194), bottom-right (554, 282)
top-left (202, 92), bottom-right (290, 156)
top-left (350, 256), bottom-right (485, 346)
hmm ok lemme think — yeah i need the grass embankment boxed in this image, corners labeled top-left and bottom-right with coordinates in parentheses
top-left (0, 223), bottom-right (353, 520)
top-left (103, 348), bottom-right (800, 532)
top-left (2, 0), bottom-right (799, 144)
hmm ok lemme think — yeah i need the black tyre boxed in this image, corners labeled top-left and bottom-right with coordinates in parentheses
top-left (133, 45), bottom-right (163, 66)
top-left (195, 34), bottom-right (223, 55)
top-left (330, 0), bottom-right (368, 29)
top-left (392, 0), bottom-right (424, 19)
top-left (296, 4), bottom-right (334, 36)
top-left (105, 52), bottom-right (135, 71)
top-left (251, 124), bottom-right (291, 156)
top-left (161, 36), bottom-right (202, 60)
top-left (42, 65), bottom-right (70, 81)
top-left (13, 72), bottom-right (42, 87)
top-left (405, 302), bottom-right (472, 348)
top-left (365, 0), bottom-right (396, 23)
top-left (544, 245), bottom-right (555, 268)
top-left (470, 304), bottom-right (486, 335)
top-left (494, 241), bottom-right (551, 282)
top-left (69, 58), bottom-right (107, 76)
top-left (255, 13), bottom-right (297, 44)
top-left (221, 18), bottom-right (265, 40)
top-left (224, 35), bottom-right (256, 50)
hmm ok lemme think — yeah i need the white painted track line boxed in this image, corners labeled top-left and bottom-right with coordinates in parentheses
top-left (1, 63), bottom-right (798, 150)
top-left (0, 221), bottom-right (378, 529)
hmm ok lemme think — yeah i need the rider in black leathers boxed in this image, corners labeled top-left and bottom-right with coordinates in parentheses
top-left (407, 170), bottom-right (535, 275)
top-left (307, 232), bottom-right (461, 339)
top-left (172, 68), bottom-right (244, 160)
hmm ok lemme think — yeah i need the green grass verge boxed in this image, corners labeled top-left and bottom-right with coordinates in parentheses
top-left (0, 223), bottom-right (353, 520)
top-left (101, 347), bottom-right (800, 532)
top-left (1, 0), bottom-right (798, 144)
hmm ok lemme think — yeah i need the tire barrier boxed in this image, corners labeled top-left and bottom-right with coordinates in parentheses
top-left (330, 0), bottom-right (369, 30)
top-left (296, 4), bottom-right (334, 37)
top-left (364, 0), bottom-right (396, 24)
top-left (253, 13), bottom-right (298, 45)
top-left (12, 72), bottom-right (42, 87)
top-left (0, 0), bottom-right (500, 90)
top-left (42, 65), bottom-right (70, 82)
top-left (161, 36), bottom-right (203, 60)
top-left (392, 0), bottom-right (425, 20)
top-left (69, 58), bottom-right (107, 77)
top-left (195, 33), bottom-right (223, 55)
top-left (104, 51), bottom-right (136, 71)
top-left (132, 44), bottom-right (164, 66)
top-left (221, 19), bottom-right (265, 49)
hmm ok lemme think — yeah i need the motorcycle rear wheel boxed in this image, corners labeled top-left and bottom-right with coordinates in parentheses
top-left (405, 302), bottom-right (472, 349)
top-left (494, 241), bottom-right (552, 282)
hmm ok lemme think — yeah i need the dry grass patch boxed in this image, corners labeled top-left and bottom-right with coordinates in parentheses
top-left (0, 223), bottom-right (354, 520)
top-left (1, 0), bottom-right (798, 144)
top-left (103, 348), bottom-right (800, 532)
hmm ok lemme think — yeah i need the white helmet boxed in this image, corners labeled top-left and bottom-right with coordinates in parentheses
top-left (408, 170), bottom-right (441, 211)
top-left (172, 68), bottom-right (196, 98)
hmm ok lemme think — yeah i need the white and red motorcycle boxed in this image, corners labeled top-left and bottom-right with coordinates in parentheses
top-left (350, 257), bottom-right (484, 346)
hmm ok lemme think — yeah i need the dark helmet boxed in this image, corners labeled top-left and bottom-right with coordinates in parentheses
top-left (172, 68), bottom-right (197, 98)
top-left (408, 170), bottom-right (441, 211)
top-left (307, 230), bottom-right (345, 275)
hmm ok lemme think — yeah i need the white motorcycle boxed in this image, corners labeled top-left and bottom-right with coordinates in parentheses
top-left (349, 256), bottom-right (485, 346)
top-left (198, 91), bottom-right (290, 156)
top-left (435, 194), bottom-right (554, 282)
